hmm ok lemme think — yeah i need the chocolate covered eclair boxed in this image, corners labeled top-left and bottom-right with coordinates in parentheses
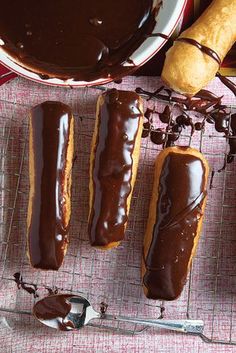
top-left (88, 89), bottom-right (143, 249)
top-left (142, 147), bottom-right (209, 300)
top-left (27, 101), bottom-right (74, 270)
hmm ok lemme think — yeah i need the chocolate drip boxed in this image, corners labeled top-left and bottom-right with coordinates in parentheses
top-left (142, 122), bottom-right (151, 138)
top-left (135, 87), bottom-right (222, 113)
top-left (28, 101), bottom-right (73, 270)
top-left (195, 89), bottom-right (221, 102)
top-left (150, 129), bottom-right (166, 145)
top-left (176, 38), bottom-right (221, 66)
top-left (0, 1), bottom-right (160, 82)
top-left (33, 295), bottom-right (75, 331)
top-left (13, 272), bottom-right (59, 296)
top-left (143, 151), bottom-right (207, 300)
top-left (209, 170), bottom-right (215, 190)
top-left (217, 73), bottom-right (236, 97)
top-left (210, 111), bottom-right (229, 134)
top-left (146, 33), bottom-right (169, 40)
top-left (142, 108), bottom-right (154, 138)
top-left (228, 113), bottom-right (236, 162)
top-left (38, 74), bottom-right (50, 80)
top-left (195, 122), bottom-right (205, 131)
top-left (114, 79), bottom-right (123, 84)
top-left (89, 89), bottom-right (142, 247)
top-left (137, 85), bottom-right (236, 170)
top-left (100, 302), bottom-right (108, 315)
top-left (13, 272), bottom-right (38, 298)
top-left (159, 106), bottom-right (172, 124)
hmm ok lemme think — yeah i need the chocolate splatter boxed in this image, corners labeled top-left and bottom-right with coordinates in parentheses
top-left (159, 305), bottom-right (165, 319)
top-left (46, 287), bottom-right (59, 296)
top-left (136, 87), bottom-right (224, 115)
top-left (142, 108), bottom-right (155, 138)
top-left (150, 129), bottom-right (166, 145)
top-left (136, 85), bottom-right (235, 169)
top-left (13, 272), bottom-right (59, 297)
top-left (100, 302), bottom-right (108, 315)
top-left (72, 155), bottom-right (78, 168)
top-left (38, 74), bottom-right (50, 80)
top-left (159, 106), bottom-right (172, 124)
top-left (13, 272), bottom-right (38, 298)
top-left (195, 122), bottom-right (205, 131)
top-left (210, 111), bottom-right (229, 134)
top-left (209, 170), bottom-right (215, 190)
top-left (142, 122), bottom-right (151, 138)
top-left (136, 86), bottom-right (164, 101)
top-left (217, 73), bottom-right (236, 97)
top-left (228, 113), bottom-right (236, 163)
top-left (114, 79), bottom-right (123, 84)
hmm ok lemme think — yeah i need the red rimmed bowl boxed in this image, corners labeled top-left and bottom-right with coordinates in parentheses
top-left (0, 0), bottom-right (187, 87)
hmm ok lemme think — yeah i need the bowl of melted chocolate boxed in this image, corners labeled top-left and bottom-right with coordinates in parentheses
top-left (0, 0), bottom-right (186, 86)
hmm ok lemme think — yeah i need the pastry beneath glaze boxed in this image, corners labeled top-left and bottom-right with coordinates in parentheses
top-left (88, 89), bottom-right (143, 249)
top-left (142, 146), bottom-right (209, 300)
top-left (162, 0), bottom-right (236, 95)
top-left (27, 101), bottom-right (74, 270)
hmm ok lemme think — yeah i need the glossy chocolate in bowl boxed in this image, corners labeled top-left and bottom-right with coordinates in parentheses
top-left (33, 295), bottom-right (74, 331)
top-left (0, 1), bottom-right (159, 82)
top-left (28, 101), bottom-right (73, 270)
top-left (89, 89), bottom-right (143, 247)
top-left (143, 150), bottom-right (207, 300)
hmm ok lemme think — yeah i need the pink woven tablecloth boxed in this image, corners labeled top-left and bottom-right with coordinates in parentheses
top-left (0, 75), bottom-right (236, 353)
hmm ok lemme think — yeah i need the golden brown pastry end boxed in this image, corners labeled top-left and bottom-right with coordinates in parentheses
top-left (161, 0), bottom-right (236, 96)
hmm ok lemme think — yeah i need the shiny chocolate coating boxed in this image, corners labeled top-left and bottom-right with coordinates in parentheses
top-left (0, 1), bottom-right (159, 82)
top-left (143, 149), bottom-right (207, 300)
top-left (33, 295), bottom-right (74, 331)
top-left (28, 101), bottom-right (73, 270)
top-left (89, 89), bottom-right (142, 247)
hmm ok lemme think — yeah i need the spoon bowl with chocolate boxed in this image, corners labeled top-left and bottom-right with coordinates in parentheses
top-left (33, 294), bottom-right (204, 334)
top-left (0, 0), bottom-right (186, 87)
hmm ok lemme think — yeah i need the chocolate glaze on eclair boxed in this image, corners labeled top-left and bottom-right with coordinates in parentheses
top-left (142, 147), bottom-right (209, 300)
top-left (89, 89), bottom-right (143, 249)
top-left (27, 101), bottom-right (74, 270)
top-left (0, 1), bottom-right (160, 82)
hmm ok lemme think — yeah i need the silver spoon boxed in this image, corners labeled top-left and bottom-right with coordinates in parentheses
top-left (33, 294), bottom-right (204, 334)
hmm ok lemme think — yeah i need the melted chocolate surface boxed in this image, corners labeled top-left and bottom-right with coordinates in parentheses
top-left (89, 89), bottom-right (142, 247)
top-left (33, 295), bottom-right (75, 331)
top-left (28, 101), bottom-right (73, 270)
top-left (0, 1), bottom-right (159, 82)
top-left (143, 150), bottom-right (207, 300)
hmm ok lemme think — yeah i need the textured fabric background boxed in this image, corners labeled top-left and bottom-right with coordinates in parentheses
top-left (0, 76), bottom-right (236, 353)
